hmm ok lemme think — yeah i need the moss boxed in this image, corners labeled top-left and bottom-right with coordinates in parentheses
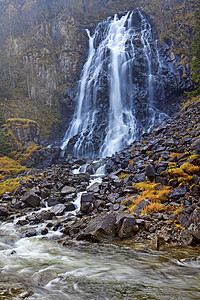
top-left (174, 204), bottom-right (184, 215)
top-left (0, 156), bottom-right (27, 179)
top-left (175, 223), bottom-right (185, 231)
top-left (181, 162), bottom-right (200, 175)
top-left (189, 155), bottom-right (200, 160)
top-left (0, 175), bottom-right (31, 195)
top-left (118, 172), bottom-right (128, 180)
top-left (168, 162), bottom-right (177, 169)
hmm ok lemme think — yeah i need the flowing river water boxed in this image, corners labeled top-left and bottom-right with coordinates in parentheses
top-left (0, 218), bottom-right (200, 299)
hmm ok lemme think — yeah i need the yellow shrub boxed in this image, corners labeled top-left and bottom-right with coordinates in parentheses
top-left (168, 152), bottom-right (183, 159)
top-left (142, 202), bottom-right (165, 214)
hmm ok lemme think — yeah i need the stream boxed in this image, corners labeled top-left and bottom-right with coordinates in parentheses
top-left (0, 218), bottom-right (200, 299)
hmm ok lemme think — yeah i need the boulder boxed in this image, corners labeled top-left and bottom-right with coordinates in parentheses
top-left (25, 229), bottom-right (37, 237)
top-left (80, 193), bottom-right (94, 214)
top-left (118, 216), bottom-right (137, 238)
top-left (81, 213), bottom-right (116, 242)
top-left (38, 210), bottom-right (55, 220)
top-left (87, 182), bottom-right (100, 193)
top-left (149, 235), bottom-right (166, 250)
top-left (51, 204), bottom-right (66, 216)
top-left (169, 186), bottom-right (187, 200)
top-left (145, 164), bottom-right (155, 179)
top-left (61, 186), bottom-right (76, 195)
top-left (22, 192), bottom-right (40, 207)
top-left (133, 173), bottom-right (146, 183)
top-left (65, 202), bottom-right (76, 211)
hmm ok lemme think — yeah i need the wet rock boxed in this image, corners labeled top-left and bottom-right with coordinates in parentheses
top-left (150, 235), bottom-right (166, 250)
top-left (46, 198), bottom-right (60, 207)
top-left (81, 193), bottom-right (93, 203)
top-left (118, 216), bottom-right (137, 238)
top-left (31, 271), bottom-right (57, 286)
top-left (81, 213), bottom-right (116, 242)
top-left (64, 194), bottom-right (76, 203)
top-left (22, 192), bottom-right (40, 207)
top-left (51, 204), bottom-right (66, 215)
top-left (65, 202), bottom-right (76, 211)
top-left (80, 193), bottom-right (94, 214)
top-left (38, 210), bottom-right (55, 221)
top-left (61, 186), bottom-right (76, 195)
top-left (41, 228), bottom-right (48, 235)
top-left (87, 183), bottom-right (100, 193)
top-left (25, 229), bottom-right (37, 237)
top-left (17, 219), bottom-right (29, 226)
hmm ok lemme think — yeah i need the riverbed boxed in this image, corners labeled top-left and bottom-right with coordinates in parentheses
top-left (0, 219), bottom-right (200, 299)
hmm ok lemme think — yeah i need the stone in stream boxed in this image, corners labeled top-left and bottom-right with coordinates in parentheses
top-left (78, 213), bottom-right (116, 242)
top-left (61, 186), bottom-right (76, 195)
top-left (38, 210), bottom-right (55, 221)
top-left (51, 204), bottom-right (66, 215)
top-left (31, 271), bottom-right (57, 286)
top-left (118, 216), bottom-right (138, 238)
top-left (65, 202), bottom-right (76, 211)
top-left (150, 235), bottom-right (166, 250)
top-left (87, 182), bottom-right (100, 193)
top-left (25, 229), bottom-right (37, 237)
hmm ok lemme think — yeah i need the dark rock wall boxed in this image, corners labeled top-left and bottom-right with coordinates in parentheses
top-left (0, 0), bottom-right (195, 143)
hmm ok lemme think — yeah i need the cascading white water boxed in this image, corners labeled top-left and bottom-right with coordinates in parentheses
top-left (61, 10), bottom-right (168, 158)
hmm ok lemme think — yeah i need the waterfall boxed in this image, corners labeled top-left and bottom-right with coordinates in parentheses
top-left (61, 10), bottom-right (169, 158)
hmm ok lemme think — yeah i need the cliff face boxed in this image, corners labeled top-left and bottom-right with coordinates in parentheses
top-left (0, 0), bottom-right (196, 143)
